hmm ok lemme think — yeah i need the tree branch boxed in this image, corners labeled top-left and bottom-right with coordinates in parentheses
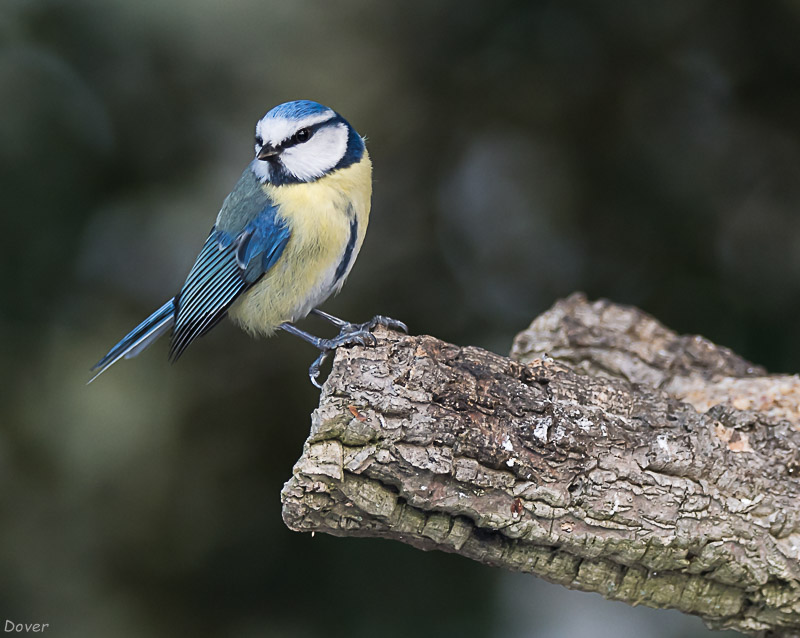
top-left (281, 293), bottom-right (800, 636)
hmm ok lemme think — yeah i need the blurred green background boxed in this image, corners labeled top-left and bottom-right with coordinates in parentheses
top-left (3, 0), bottom-right (799, 636)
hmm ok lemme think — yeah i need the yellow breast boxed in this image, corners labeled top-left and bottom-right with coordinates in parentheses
top-left (228, 151), bottom-right (372, 335)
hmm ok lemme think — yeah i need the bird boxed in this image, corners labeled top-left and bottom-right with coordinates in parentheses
top-left (91, 99), bottom-right (406, 387)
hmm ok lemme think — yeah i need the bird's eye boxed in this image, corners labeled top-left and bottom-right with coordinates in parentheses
top-left (255, 135), bottom-right (263, 146)
top-left (294, 128), bottom-right (311, 143)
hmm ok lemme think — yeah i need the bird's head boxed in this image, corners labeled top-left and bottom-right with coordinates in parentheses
top-left (251, 100), bottom-right (365, 185)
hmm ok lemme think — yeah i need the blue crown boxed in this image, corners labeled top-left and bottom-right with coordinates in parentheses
top-left (264, 100), bottom-right (332, 120)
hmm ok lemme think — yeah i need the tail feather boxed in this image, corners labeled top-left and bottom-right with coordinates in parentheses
top-left (89, 298), bottom-right (177, 383)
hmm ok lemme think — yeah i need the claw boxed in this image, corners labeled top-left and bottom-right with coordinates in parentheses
top-left (366, 315), bottom-right (408, 333)
top-left (308, 350), bottom-right (330, 389)
top-left (362, 331), bottom-right (378, 347)
top-left (329, 328), bottom-right (375, 349)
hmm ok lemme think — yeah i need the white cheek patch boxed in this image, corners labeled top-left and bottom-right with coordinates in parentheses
top-left (280, 123), bottom-right (348, 182)
top-left (256, 111), bottom-right (335, 147)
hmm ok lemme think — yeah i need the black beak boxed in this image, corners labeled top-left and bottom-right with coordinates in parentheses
top-left (257, 144), bottom-right (279, 161)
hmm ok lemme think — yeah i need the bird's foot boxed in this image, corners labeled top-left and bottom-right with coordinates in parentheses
top-left (306, 316), bottom-right (408, 387)
top-left (362, 315), bottom-right (408, 334)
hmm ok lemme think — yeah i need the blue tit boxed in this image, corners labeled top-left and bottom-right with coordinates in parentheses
top-left (91, 100), bottom-right (406, 387)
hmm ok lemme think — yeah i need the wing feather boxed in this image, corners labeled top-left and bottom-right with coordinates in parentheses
top-left (168, 207), bottom-right (290, 362)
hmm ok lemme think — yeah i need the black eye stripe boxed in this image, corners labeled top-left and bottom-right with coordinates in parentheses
top-left (259, 115), bottom-right (345, 153)
top-left (282, 118), bottom-right (339, 148)
top-left (283, 127), bottom-right (313, 148)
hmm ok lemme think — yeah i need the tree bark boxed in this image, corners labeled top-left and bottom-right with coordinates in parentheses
top-left (281, 293), bottom-right (800, 636)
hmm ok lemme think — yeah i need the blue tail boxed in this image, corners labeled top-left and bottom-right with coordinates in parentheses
top-left (89, 298), bottom-right (177, 383)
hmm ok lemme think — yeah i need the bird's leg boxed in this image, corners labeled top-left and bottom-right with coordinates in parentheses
top-left (279, 322), bottom-right (379, 388)
top-left (311, 309), bottom-right (409, 335)
top-left (310, 308), bottom-right (354, 331)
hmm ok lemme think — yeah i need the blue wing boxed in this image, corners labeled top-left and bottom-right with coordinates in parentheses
top-left (168, 206), bottom-right (291, 361)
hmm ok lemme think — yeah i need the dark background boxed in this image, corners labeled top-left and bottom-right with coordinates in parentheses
top-left (3, 0), bottom-right (798, 636)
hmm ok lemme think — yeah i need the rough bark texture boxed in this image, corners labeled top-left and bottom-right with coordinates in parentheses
top-left (281, 293), bottom-right (800, 636)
